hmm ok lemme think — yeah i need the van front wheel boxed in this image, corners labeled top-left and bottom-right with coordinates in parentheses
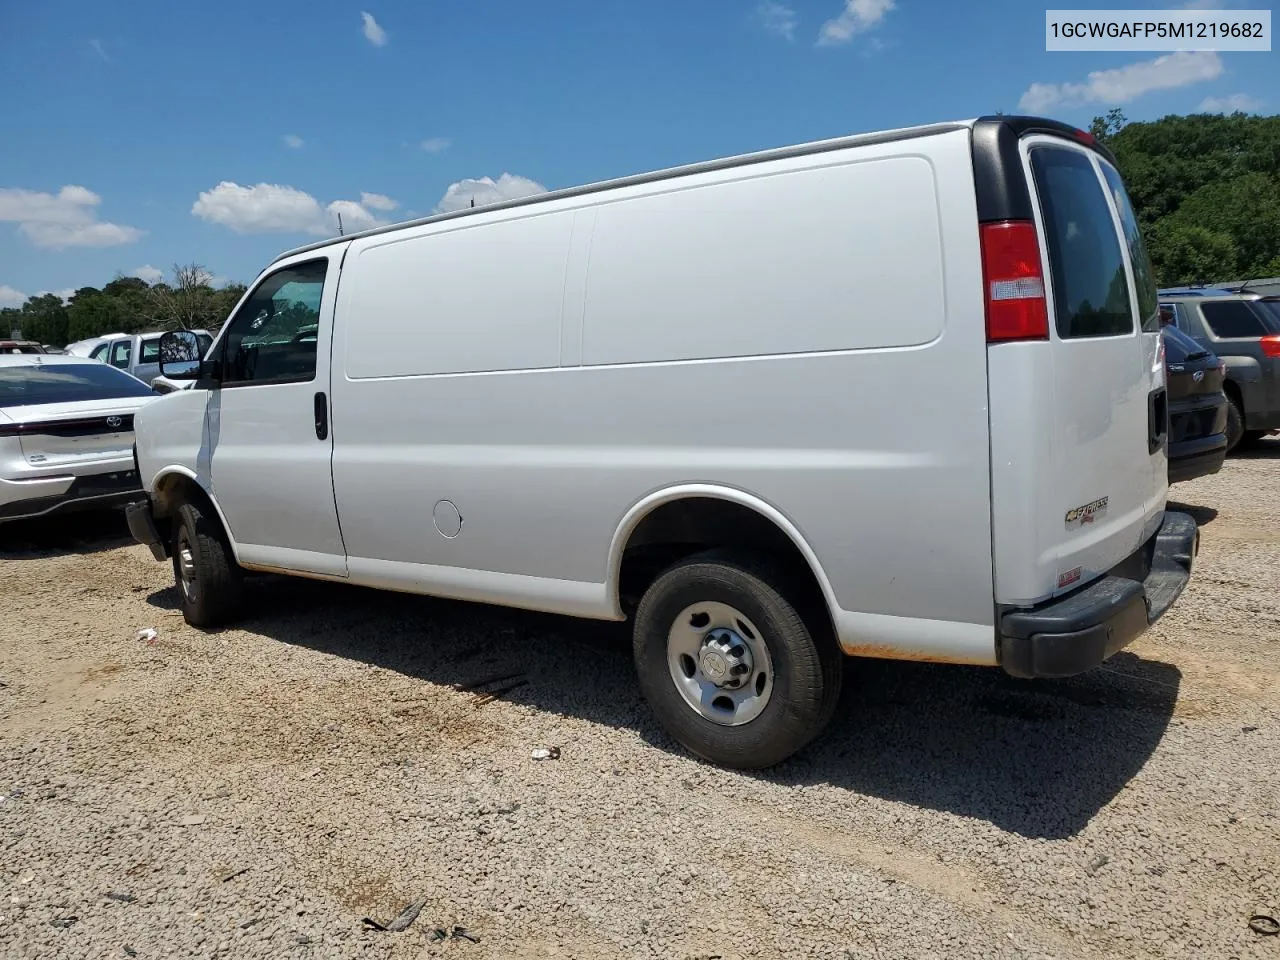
top-left (633, 554), bottom-right (841, 769)
top-left (172, 500), bottom-right (244, 628)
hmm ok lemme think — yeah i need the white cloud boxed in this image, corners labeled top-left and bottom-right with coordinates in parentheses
top-left (327, 199), bottom-right (387, 233)
top-left (1198, 92), bottom-right (1264, 113)
top-left (1018, 50), bottom-right (1223, 113)
top-left (360, 192), bottom-right (398, 212)
top-left (435, 174), bottom-right (548, 214)
top-left (420, 137), bottom-right (452, 154)
top-left (89, 38), bottom-right (110, 62)
top-left (756, 2), bottom-right (798, 40)
top-left (0, 185), bottom-right (143, 249)
top-left (818, 0), bottom-right (894, 46)
top-left (192, 182), bottom-right (328, 235)
top-left (131, 264), bottom-right (164, 284)
top-left (192, 181), bottom-right (391, 236)
top-left (361, 11), bottom-right (387, 46)
top-left (34, 288), bottom-right (75, 302)
top-left (283, 134), bottom-right (305, 149)
top-left (0, 284), bottom-right (26, 308)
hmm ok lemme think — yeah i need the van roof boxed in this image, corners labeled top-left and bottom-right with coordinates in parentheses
top-left (272, 114), bottom-right (1105, 266)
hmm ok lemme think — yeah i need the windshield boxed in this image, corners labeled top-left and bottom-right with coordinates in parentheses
top-left (0, 362), bottom-right (156, 408)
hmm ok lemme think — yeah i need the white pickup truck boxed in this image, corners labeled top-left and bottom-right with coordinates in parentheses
top-left (67, 330), bottom-right (213, 388)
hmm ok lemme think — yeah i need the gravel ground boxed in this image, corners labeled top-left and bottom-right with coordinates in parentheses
top-left (2, 439), bottom-right (1278, 960)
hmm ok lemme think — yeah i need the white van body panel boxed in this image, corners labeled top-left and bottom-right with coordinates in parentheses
top-left (311, 126), bottom-right (997, 663)
top-left (986, 137), bottom-right (1166, 607)
top-left (126, 117), bottom-right (1202, 759)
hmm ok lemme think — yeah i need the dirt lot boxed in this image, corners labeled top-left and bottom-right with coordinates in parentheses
top-left (2, 442), bottom-right (1278, 960)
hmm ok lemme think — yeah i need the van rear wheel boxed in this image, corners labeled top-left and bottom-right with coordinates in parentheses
top-left (172, 500), bottom-right (244, 628)
top-left (633, 553), bottom-right (841, 769)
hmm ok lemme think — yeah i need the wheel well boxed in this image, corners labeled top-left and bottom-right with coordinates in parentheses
top-left (152, 473), bottom-right (217, 522)
top-left (1223, 378), bottom-right (1243, 411)
top-left (618, 497), bottom-right (830, 627)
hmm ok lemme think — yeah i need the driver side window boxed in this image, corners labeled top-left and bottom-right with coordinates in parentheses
top-left (219, 259), bottom-right (327, 387)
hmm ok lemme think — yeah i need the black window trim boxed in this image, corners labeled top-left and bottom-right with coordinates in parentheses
top-left (216, 256), bottom-right (328, 389)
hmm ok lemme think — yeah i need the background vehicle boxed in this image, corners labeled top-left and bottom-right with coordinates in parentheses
top-left (65, 333), bottom-right (126, 358)
top-left (1161, 324), bottom-right (1228, 483)
top-left (129, 115), bottom-right (1195, 769)
top-left (1, 340), bottom-right (46, 355)
top-left (1158, 289), bottom-right (1280, 451)
top-left (83, 330), bottom-right (214, 386)
top-left (0, 355), bottom-right (158, 521)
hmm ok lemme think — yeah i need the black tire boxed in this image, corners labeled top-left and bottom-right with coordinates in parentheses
top-left (172, 500), bottom-right (244, 628)
top-left (1224, 398), bottom-right (1244, 453)
top-left (1240, 429), bottom-right (1269, 447)
top-left (633, 553), bottom-right (842, 770)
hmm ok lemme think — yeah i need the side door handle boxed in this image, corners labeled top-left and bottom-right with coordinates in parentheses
top-left (314, 391), bottom-right (329, 441)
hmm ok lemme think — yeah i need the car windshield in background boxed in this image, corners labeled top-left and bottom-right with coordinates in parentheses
top-left (0, 362), bottom-right (156, 408)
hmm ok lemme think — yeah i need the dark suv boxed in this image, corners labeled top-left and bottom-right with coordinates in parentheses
top-left (1158, 289), bottom-right (1280, 450)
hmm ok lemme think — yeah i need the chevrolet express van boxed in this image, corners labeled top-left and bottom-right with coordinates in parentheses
top-left (127, 115), bottom-right (1198, 769)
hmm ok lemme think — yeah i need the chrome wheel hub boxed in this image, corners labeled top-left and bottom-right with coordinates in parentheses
top-left (667, 601), bottom-right (774, 727)
top-left (699, 629), bottom-right (754, 688)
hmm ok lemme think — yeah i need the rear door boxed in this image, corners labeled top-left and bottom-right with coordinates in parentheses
top-left (991, 136), bottom-right (1163, 604)
top-left (1096, 157), bottom-right (1166, 539)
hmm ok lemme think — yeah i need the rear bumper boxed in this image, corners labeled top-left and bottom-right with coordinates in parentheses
top-left (0, 469), bottom-right (141, 522)
top-left (998, 511), bottom-right (1198, 679)
top-left (1168, 434), bottom-right (1228, 483)
top-left (126, 498), bottom-right (169, 561)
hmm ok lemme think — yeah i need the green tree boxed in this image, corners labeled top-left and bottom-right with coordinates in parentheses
top-left (2, 306), bottom-right (23, 339)
top-left (20, 294), bottom-right (70, 345)
top-left (67, 292), bottom-right (127, 342)
top-left (1090, 108), bottom-right (1127, 144)
top-left (1147, 222), bottom-right (1239, 286)
top-left (1102, 111), bottom-right (1280, 284)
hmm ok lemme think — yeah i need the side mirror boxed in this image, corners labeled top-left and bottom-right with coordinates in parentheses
top-left (159, 331), bottom-right (203, 380)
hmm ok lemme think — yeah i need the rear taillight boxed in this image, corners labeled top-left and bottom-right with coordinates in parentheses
top-left (980, 220), bottom-right (1049, 342)
top-left (1261, 334), bottom-right (1280, 358)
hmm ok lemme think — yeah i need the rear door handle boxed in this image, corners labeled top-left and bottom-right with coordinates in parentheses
top-left (314, 392), bottom-right (329, 441)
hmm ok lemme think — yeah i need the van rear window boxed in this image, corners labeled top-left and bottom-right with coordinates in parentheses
top-left (1100, 163), bottom-right (1159, 333)
top-left (1030, 147), bottom-right (1134, 340)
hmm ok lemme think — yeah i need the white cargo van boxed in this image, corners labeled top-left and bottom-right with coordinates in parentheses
top-left (127, 115), bottom-right (1198, 769)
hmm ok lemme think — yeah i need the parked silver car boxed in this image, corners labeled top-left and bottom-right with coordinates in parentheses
top-left (0, 355), bottom-right (158, 522)
top-left (1158, 287), bottom-right (1280, 450)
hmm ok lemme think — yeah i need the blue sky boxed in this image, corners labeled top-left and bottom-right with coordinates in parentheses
top-left (1, 0), bottom-right (1275, 308)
